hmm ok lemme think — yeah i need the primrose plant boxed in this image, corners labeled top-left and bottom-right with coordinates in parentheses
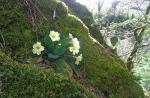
top-left (32, 31), bottom-right (83, 76)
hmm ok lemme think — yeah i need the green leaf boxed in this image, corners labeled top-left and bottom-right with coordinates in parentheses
top-left (70, 63), bottom-right (80, 77)
top-left (55, 47), bottom-right (67, 56)
top-left (64, 55), bottom-right (80, 77)
top-left (111, 36), bottom-right (118, 46)
top-left (55, 59), bottom-right (68, 76)
top-left (55, 38), bottom-right (72, 55)
top-left (60, 37), bottom-right (72, 47)
top-left (64, 55), bottom-right (75, 63)
top-left (43, 32), bottom-right (55, 52)
top-left (48, 53), bottom-right (59, 59)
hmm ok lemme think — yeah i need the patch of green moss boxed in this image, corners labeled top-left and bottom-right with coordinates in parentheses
top-left (0, 0), bottom-right (37, 61)
top-left (62, 0), bottom-right (106, 46)
top-left (62, 0), bottom-right (94, 27)
top-left (89, 25), bottom-right (108, 47)
top-left (56, 2), bottom-right (68, 17)
top-left (0, 50), bottom-right (97, 98)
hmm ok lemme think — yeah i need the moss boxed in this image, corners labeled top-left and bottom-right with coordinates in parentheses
top-left (0, 0), bottom-right (66, 61)
top-left (0, 50), bottom-right (97, 98)
top-left (62, 0), bottom-right (106, 46)
top-left (62, 0), bottom-right (94, 27)
top-left (0, 0), bottom-right (37, 61)
top-left (89, 25), bottom-right (107, 47)
top-left (0, 0), bottom-right (144, 98)
top-left (50, 15), bottom-right (144, 98)
top-left (56, 2), bottom-right (68, 17)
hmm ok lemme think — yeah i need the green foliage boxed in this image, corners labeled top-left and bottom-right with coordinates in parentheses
top-left (43, 32), bottom-right (55, 52)
top-left (70, 62), bottom-right (80, 77)
top-left (55, 58), bottom-right (68, 75)
top-left (48, 53), bottom-right (59, 59)
top-left (111, 36), bottom-right (118, 46)
top-left (41, 31), bottom-right (81, 76)
top-left (95, 10), bottom-right (131, 29)
top-left (0, 50), bottom-right (97, 98)
top-left (108, 18), bottom-right (142, 32)
top-left (54, 37), bottom-right (71, 55)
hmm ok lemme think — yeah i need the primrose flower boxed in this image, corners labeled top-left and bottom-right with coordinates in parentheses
top-left (32, 42), bottom-right (44, 55)
top-left (69, 36), bottom-right (80, 55)
top-left (49, 31), bottom-right (60, 42)
top-left (75, 54), bottom-right (83, 65)
top-left (68, 33), bottom-right (80, 55)
top-left (69, 46), bottom-right (79, 55)
top-left (72, 38), bottom-right (80, 49)
top-left (69, 33), bottom-right (73, 39)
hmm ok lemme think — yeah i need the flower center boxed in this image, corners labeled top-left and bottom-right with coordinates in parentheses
top-left (36, 46), bottom-right (40, 50)
top-left (72, 47), bottom-right (77, 51)
top-left (52, 34), bottom-right (56, 39)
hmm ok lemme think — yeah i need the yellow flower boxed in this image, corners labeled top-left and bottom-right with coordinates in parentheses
top-left (32, 42), bottom-right (44, 55)
top-left (69, 36), bottom-right (80, 55)
top-left (49, 31), bottom-right (60, 42)
top-left (69, 46), bottom-right (79, 55)
top-left (69, 33), bottom-right (73, 39)
top-left (72, 38), bottom-right (80, 49)
top-left (68, 33), bottom-right (80, 55)
top-left (75, 54), bottom-right (83, 65)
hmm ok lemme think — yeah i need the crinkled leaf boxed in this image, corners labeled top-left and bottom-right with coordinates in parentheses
top-left (64, 55), bottom-right (80, 77)
top-left (64, 55), bottom-right (75, 63)
top-left (43, 32), bottom-right (55, 53)
top-left (55, 59), bottom-right (68, 76)
top-left (55, 38), bottom-right (72, 55)
top-left (55, 47), bottom-right (67, 56)
top-left (70, 63), bottom-right (80, 77)
top-left (60, 37), bottom-right (72, 47)
top-left (48, 53), bottom-right (59, 59)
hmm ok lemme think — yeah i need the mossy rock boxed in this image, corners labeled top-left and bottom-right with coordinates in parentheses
top-left (56, 2), bottom-right (68, 17)
top-left (51, 15), bottom-right (144, 98)
top-left (0, 0), bottom-right (144, 98)
top-left (62, 0), bottom-right (93, 27)
top-left (0, 0), bottom-right (37, 61)
top-left (0, 50), bottom-right (97, 98)
top-left (62, 0), bottom-right (106, 46)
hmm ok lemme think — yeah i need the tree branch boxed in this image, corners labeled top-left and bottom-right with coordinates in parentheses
top-left (126, 3), bottom-right (150, 71)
